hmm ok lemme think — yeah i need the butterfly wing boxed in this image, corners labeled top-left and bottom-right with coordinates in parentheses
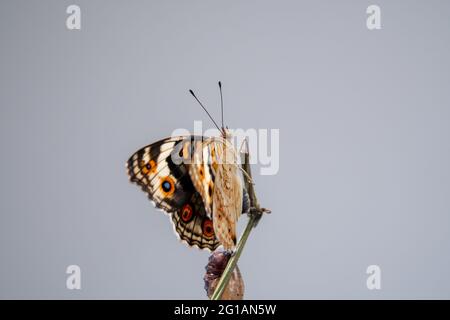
top-left (188, 136), bottom-right (243, 250)
top-left (127, 136), bottom-right (188, 212)
top-left (211, 139), bottom-right (243, 250)
top-left (188, 138), bottom-right (217, 217)
top-left (126, 136), bottom-right (220, 251)
top-left (171, 191), bottom-right (217, 250)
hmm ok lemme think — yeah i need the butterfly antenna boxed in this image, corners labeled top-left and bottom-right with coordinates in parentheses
top-left (219, 81), bottom-right (224, 130)
top-left (189, 89), bottom-right (222, 133)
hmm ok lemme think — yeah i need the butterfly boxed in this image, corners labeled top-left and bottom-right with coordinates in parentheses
top-left (126, 83), bottom-right (248, 251)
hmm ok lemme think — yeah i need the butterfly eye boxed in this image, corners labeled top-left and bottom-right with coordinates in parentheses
top-left (202, 219), bottom-right (214, 238)
top-left (181, 204), bottom-right (193, 222)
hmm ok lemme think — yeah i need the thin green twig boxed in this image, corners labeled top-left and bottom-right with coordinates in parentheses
top-left (210, 214), bottom-right (258, 300)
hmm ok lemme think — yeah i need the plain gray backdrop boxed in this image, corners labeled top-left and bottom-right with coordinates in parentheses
top-left (1, 0), bottom-right (450, 299)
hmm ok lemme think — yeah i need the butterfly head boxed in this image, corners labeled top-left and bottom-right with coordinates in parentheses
top-left (221, 126), bottom-right (232, 141)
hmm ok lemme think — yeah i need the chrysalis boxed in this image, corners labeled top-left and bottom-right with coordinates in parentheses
top-left (204, 249), bottom-right (244, 300)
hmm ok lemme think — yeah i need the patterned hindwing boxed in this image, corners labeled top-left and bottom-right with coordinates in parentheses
top-left (126, 136), bottom-right (196, 213)
top-left (171, 191), bottom-right (220, 251)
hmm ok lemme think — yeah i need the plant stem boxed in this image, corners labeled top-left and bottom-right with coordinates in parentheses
top-left (210, 214), bottom-right (258, 300)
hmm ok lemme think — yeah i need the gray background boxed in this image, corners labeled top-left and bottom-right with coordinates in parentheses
top-left (1, 0), bottom-right (449, 299)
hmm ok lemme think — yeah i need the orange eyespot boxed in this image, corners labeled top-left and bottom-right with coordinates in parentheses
top-left (202, 219), bottom-right (214, 238)
top-left (149, 160), bottom-right (156, 173)
top-left (181, 204), bottom-right (193, 222)
top-left (160, 176), bottom-right (175, 196)
top-left (141, 160), bottom-right (156, 175)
